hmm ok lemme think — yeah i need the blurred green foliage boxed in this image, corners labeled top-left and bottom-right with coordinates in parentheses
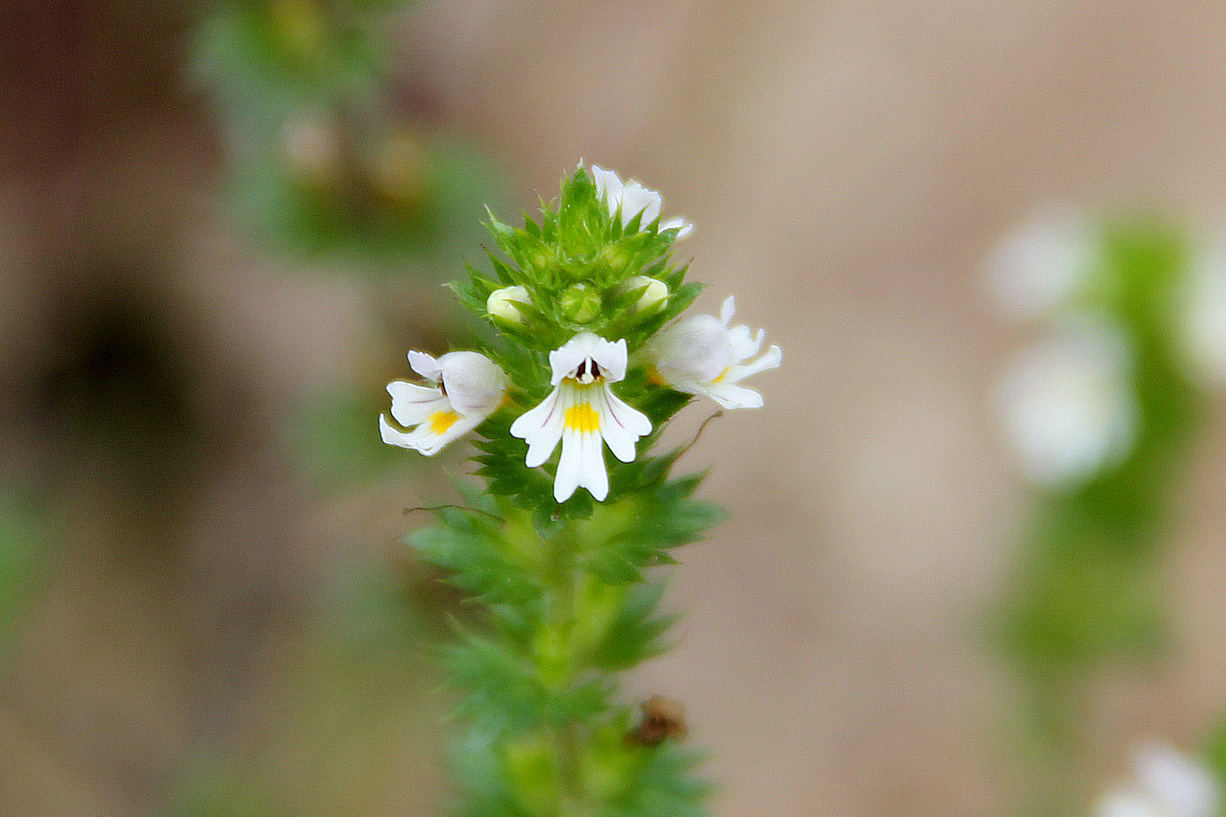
top-left (288, 382), bottom-right (418, 488)
top-left (993, 217), bottom-right (1213, 813)
top-left (170, 555), bottom-right (449, 817)
top-left (194, 0), bottom-right (504, 264)
top-left (0, 492), bottom-right (47, 663)
top-left (998, 219), bottom-right (1198, 683)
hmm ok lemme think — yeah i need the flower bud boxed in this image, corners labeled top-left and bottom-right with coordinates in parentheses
top-left (559, 283), bottom-right (601, 324)
top-left (620, 275), bottom-right (669, 313)
top-left (486, 285), bottom-right (531, 324)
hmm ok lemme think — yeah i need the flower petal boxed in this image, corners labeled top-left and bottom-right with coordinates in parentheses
top-left (590, 164), bottom-right (622, 204)
top-left (407, 412), bottom-right (484, 457)
top-left (997, 320), bottom-right (1136, 486)
top-left (703, 382), bottom-right (765, 410)
top-left (661, 216), bottom-right (693, 239)
top-left (380, 414), bottom-right (417, 448)
top-left (578, 427), bottom-right (608, 500)
top-left (719, 295), bottom-right (736, 326)
top-left (620, 181), bottom-right (662, 226)
top-left (653, 314), bottom-right (732, 384)
top-left (1133, 742), bottom-right (1221, 817)
top-left (407, 350), bottom-right (441, 382)
top-left (1095, 790), bottom-right (1158, 817)
top-left (436, 351), bottom-right (508, 416)
top-left (554, 429), bottom-right (584, 502)
top-left (387, 381), bottom-right (448, 426)
top-left (510, 386), bottom-right (565, 467)
top-left (548, 333), bottom-right (627, 384)
top-left (597, 384), bottom-right (651, 463)
top-left (548, 333), bottom-right (599, 384)
top-left (727, 344), bottom-right (781, 382)
top-left (589, 337), bottom-right (629, 383)
top-left (727, 325), bottom-right (764, 362)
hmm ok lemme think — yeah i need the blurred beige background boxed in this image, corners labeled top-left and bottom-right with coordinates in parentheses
top-left (4, 1), bottom-right (1226, 815)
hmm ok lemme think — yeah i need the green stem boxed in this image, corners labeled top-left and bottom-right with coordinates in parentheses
top-left (537, 522), bottom-right (588, 814)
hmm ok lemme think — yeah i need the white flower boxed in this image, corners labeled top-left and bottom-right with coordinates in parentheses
top-left (1095, 742), bottom-right (1220, 817)
top-left (647, 295), bottom-right (781, 410)
top-left (996, 318), bottom-right (1137, 486)
top-left (487, 285), bottom-right (532, 324)
top-left (590, 164), bottom-right (693, 239)
top-left (380, 350), bottom-right (508, 456)
top-left (987, 206), bottom-right (1094, 320)
top-left (509, 333), bottom-right (651, 502)
top-left (1179, 245), bottom-right (1226, 387)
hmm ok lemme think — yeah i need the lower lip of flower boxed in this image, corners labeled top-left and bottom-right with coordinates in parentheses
top-left (564, 402), bottom-right (600, 433)
top-left (429, 410), bottom-right (460, 434)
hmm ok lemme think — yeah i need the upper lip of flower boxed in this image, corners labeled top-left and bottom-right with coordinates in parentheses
top-left (549, 331), bottom-right (628, 385)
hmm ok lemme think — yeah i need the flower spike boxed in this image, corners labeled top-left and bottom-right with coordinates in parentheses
top-left (647, 295), bottom-right (781, 409)
top-left (510, 332), bottom-right (651, 502)
top-left (380, 350), bottom-right (508, 456)
top-left (378, 163), bottom-right (777, 817)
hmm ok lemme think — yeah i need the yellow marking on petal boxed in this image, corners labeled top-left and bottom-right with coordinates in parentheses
top-left (428, 410), bottom-right (460, 435)
top-left (647, 366), bottom-right (665, 386)
top-left (710, 367), bottom-right (731, 383)
top-left (564, 403), bottom-right (600, 433)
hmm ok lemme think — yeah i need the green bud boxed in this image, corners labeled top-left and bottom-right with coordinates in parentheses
top-left (599, 243), bottom-right (636, 276)
top-left (526, 244), bottom-right (554, 274)
top-left (619, 275), bottom-right (669, 313)
top-left (486, 285), bottom-right (531, 324)
top-left (559, 283), bottom-right (601, 324)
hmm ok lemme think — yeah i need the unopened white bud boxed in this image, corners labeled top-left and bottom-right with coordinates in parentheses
top-left (621, 276), bottom-right (669, 313)
top-left (486, 285), bottom-right (531, 324)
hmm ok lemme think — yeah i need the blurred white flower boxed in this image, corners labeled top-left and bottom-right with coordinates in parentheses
top-left (380, 350), bottom-right (508, 456)
top-left (1179, 245), bottom-right (1226, 387)
top-left (1095, 742), bottom-right (1220, 817)
top-left (987, 206), bottom-right (1095, 320)
top-left (590, 164), bottom-right (693, 238)
top-left (510, 333), bottom-right (651, 502)
top-left (647, 295), bottom-right (781, 410)
top-left (996, 318), bottom-right (1137, 486)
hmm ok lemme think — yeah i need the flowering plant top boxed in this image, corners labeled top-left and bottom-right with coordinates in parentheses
top-left (378, 164), bottom-right (780, 816)
top-left (381, 163), bottom-right (780, 511)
